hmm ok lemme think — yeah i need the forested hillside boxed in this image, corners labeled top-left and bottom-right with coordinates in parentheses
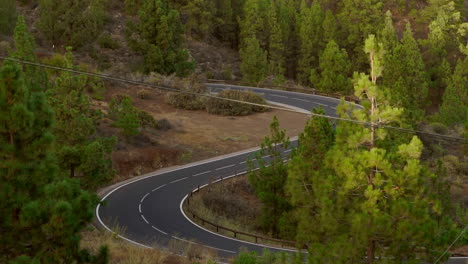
top-left (0, 0), bottom-right (466, 263)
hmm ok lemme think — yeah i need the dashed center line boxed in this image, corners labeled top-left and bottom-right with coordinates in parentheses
top-left (291, 98), bottom-right (309, 102)
top-left (140, 214), bottom-right (149, 224)
top-left (193, 171), bottom-right (211, 177)
top-left (215, 164), bottom-right (235, 170)
top-left (152, 184), bottom-right (166, 192)
top-left (170, 177), bottom-right (188, 184)
top-left (284, 149), bottom-right (292, 153)
top-left (270, 94), bottom-right (288, 99)
top-left (140, 193), bottom-right (150, 203)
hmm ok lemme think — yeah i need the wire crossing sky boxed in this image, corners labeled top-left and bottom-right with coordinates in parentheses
top-left (0, 56), bottom-right (466, 143)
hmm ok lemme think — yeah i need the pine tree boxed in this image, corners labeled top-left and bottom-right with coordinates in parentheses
top-left (38, 0), bottom-right (107, 47)
top-left (213, 0), bottom-right (237, 47)
top-left (240, 36), bottom-right (267, 83)
top-left (110, 95), bottom-right (141, 136)
top-left (129, 0), bottom-right (194, 76)
top-left (384, 23), bottom-right (429, 121)
top-left (297, 0), bottom-right (324, 84)
top-left (437, 57), bottom-right (468, 126)
top-left (286, 107), bottom-right (335, 246)
top-left (337, 0), bottom-right (384, 71)
top-left (322, 10), bottom-right (337, 44)
top-left (0, 63), bottom-right (107, 263)
top-left (11, 16), bottom-right (50, 93)
top-left (310, 40), bottom-right (352, 93)
top-left (248, 116), bottom-right (291, 237)
top-left (0, 0), bottom-right (17, 36)
top-left (46, 50), bottom-right (115, 189)
top-left (183, 0), bottom-right (215, 40)
top-left (277, 0), bottom-right (299, 79)
top-left (297, 35), bottom-right (457, 264)
top-left (267, 1), bottom-right (285, 83)
top-left (378, 11), bottom-right (398, 53)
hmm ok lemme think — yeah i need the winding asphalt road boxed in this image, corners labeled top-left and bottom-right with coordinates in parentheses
top-left (96, 84), bottom-right (466, 264)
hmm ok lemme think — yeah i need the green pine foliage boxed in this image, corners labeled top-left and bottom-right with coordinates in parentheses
top-left (337, 0), bottom-right (384, 71)
top-left (0, 63), bottom-right (108, 263)
top-left (384, 23), bottom-right (430, 121)
top-left (322, 10), bottom-right (337, 44)
top-left (267, 1), bottom-right (285, 83)
top-left (437, 57), bottom-right (468, 126)
top-left (292, 34), bottom-right (459, 264)
top-left (297, 0), bottom-right (324, 84)
top-left (38, 0), bottom-right (107, 48)
top-left (310, 40), bottom-right (352, 93)
top-left (286, 107), bottom-right (335, 245)
top-left (248, 116), bottom-right (291, 237)
top-left (183, 0), bottom-right (215, 40)
top-left (128, 0), bottom-right (195, 76)
top-left (110, 95), bottom-right (141, 136)
top-left (0, 0), bottom-right (17, 36)
top-left (43, 50), bottom-right (116, 189)
top-left (240, 36), bottom-right (268, 83)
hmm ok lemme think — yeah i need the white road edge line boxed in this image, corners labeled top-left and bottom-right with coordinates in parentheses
top-left (193, 171), bottom-right (211, 177)
top-left (141, 214), bottom-right (149, 224)
top-left (171, 236), bottom-right (237, 254)
top-left (138, 204), bottom-right (142, 213)
top-left (152, 225), bottom-right (168, 235)
top-left (170, 177), bottom-right (188, 184)
top-left (180, 172), bottom-right (307, 254)
top-left (284, 149), bottom-right (292, 153)
top-left (215, 164), bottom-right (235, 170)
top-left (140, 193), bottom-right (150, 203)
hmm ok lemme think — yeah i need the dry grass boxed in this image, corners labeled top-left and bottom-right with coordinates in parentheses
top-left (81, 225), bottom-right (219, 264)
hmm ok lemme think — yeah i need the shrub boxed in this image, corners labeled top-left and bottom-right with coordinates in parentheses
top-left (138, 110), bottom-right (158, 129)
top-left (137, 89), bottom-right (151, 99)
top-left (430, 122), bottom-right (449, 135)
top-left (165, 92), bottom-right (206, 110)
top-left (98, 33), bottom-right (120, 50)
top-left (157, 118), bottom-right (172, 130)
top-left (205, 90), bottom-right (268, 116)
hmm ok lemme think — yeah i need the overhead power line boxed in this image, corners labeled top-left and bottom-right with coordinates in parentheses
top-left (0, 55), bottom-right (466, 143)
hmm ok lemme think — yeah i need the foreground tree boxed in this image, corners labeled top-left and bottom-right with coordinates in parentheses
top-left (46, 51), bottom-right (116, 189)
top-left (296, 35), bottom-right (457, 264)
top-left (128, 0), bottom-right (194, 76)
top-left (0, 63), bottom-right (107, 263)
top-left (286, 107), bottom-right (335, 245)
top-left (248, 116), bottom-right (291, 237)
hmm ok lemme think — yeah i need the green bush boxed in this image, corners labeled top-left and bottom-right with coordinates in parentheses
top-left (164, 92), bottom-right (206, 110)
top-left (98, 33), bottom-right (120, 50)
top-left (205, 90), bottom-right (268, 116)
top-left (430, 122), bottom-right (449, 135)
top-left (138, 110), bottom-right (158, 129)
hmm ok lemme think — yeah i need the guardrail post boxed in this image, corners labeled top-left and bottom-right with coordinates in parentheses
top-left (234, 231), bottom-right (236, 238)
top-left (255, 237), bottom-right (258, 243)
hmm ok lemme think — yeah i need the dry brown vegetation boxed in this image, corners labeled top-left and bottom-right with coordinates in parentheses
top-left (81, 226), bottom-right (219, 264)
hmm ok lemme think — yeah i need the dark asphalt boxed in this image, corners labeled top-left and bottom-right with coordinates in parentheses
top-left (96, 84), bottom-right (466, 264)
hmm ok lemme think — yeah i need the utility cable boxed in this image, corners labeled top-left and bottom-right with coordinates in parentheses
top-left (0, 55), bottom-right (466, 143)
top-left (433, 226), bottom-right (467, 264)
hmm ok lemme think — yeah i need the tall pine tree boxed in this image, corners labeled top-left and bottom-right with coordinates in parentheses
top-left (383, 23), bottom-right (429, 121)
top-left (437, 57), bottom-right (468, 126)
top-left (128, 0), bottom-right (194, 76)
top-left (240, 36), bottom-right (268, 83)
top-left (267, 1), bottom-right (285, 83)
top-left (0, 63), bottom-right (107, 263)
top-left (297, 0), bottom-right (324, 84)
top-left (310, 40), bottom-right (352, 93)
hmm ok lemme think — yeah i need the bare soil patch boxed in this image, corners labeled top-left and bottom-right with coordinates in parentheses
top-left (99, 84), bottom-right (308, 181)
